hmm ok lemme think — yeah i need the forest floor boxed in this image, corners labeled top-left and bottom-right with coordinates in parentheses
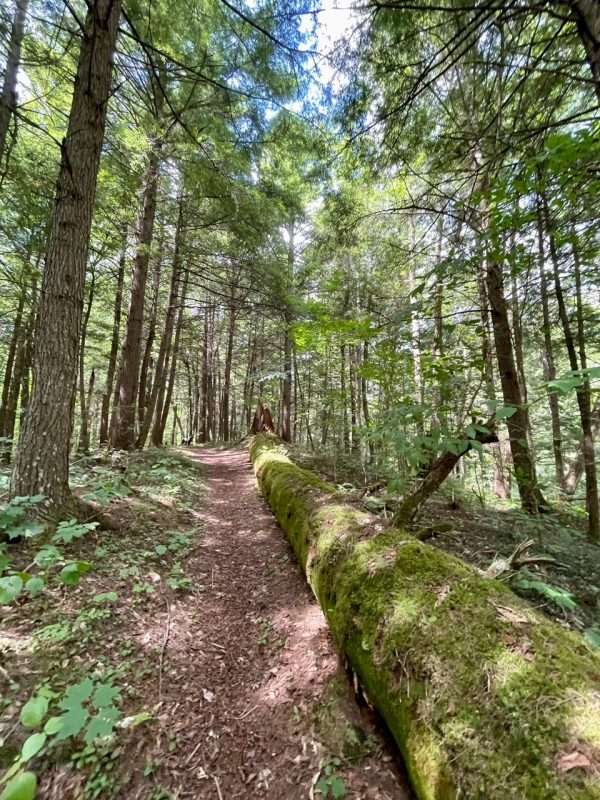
top-left (292, 450), bottom-right (600, 642)
top-left (0, 447), bottom-right (411, 800)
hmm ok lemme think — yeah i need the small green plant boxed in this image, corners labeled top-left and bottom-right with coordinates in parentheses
top-left (256, 617), bottom-right (273, 647)
top-left (315, 759), bottom-right (347, 799)
top-left (53, 519), bottom-right (97, 544)
top-left (512, 574), bottom-right (577, 613)
top-left (584, 627), bottom-right (600, 649)
top-left (83, 478), bottom-right (130, 505)
top-left (0, 501), bottom-right (96, 606)
top-left (0, 496), bottom-right (46, 541)
top-left (167, 562), bottom-right (191, 592)
top-left (0, 678), bottom-right (122, 798)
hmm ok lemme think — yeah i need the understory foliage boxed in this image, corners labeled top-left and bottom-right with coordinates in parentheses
top-left (0, 450), bottom-right (206, 797)
top-left (0, 0), bottom-right (597, 537)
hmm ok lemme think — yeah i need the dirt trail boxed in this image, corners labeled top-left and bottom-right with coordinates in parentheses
top-left (162, 446), bottom-right (411, 799)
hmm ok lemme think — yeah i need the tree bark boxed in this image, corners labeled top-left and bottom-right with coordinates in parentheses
top-left (281, 221), bottom-right (294, 442)
top-left (0, 0), bottom-right (29, 160)
top-left (0, 289), bottom-right (25, 446)
top-left (565, 396), bottom-right (600, 495)
top-left (99, 228), bottom-right (126, 445)
top-left (112, 136), bottom-right (161, 449)
top-left (138, 199), bottom-right (184, 448)
top-left (541, 189), bottom-right (599, 540)
top-left (569, 0), bottom-right (600, 101)
top-left (11, 0), bottom-right (121, 510)
top-left (221, 303), bottom-right (236, 441)
top-left (18, 281), bottom-right (36, 432)
top-left (535, 192), bottom-right (565, 492)
top-left (138, 228), bottom-right (163, 428)
top-left (485, 257), bottom-right (541, 514)
top-left (154, 267), bottom-right (188, 446)
top-left (77, 270), bottom-right (96, 454)
top-left (393, 423), bottom-right (498, 525)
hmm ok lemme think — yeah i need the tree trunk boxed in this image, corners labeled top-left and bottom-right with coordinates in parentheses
top-left (11, 0), bottom-right (121, 511)
top-left (138, 200), bottom-right (184, 448)
top-left (2, 290), bottom-right (30, 464)
top-left (112, 137), bottom-right (161, 449)
top-left (154, 268), bottom-right (188, 446)
top-left (111, 75), bottom-right (163, 451)
top-left (535, 192), bottom-right (565, 492)
top-left (541, 189), bottom-right (599, 540)
top-left (281, 322), bottom-right (293, 442)
top-left (221, 304), bottom-right (236, 442)
top-left (349, 345), bottom-right (359, 455)
top-left (281, 221), bottom-right (294, 442)
top-left (361, 340), bottom-right (374, 464)
top-left (393, 423), bottom-right (498, 525)
top-left (0, 0), bottom-right (29, 160)
top-left (77, 271), bottom-right (96, 454)
top-left (0, 289), bottom-right (25, 446)
top-left (138, 229), bottom-right (163, 428)
top-left (565, 396), bottom-right (600, 495)
top-left (485, 257), bottom-right (541, 514)
top-left (99, 228), bottom-right (126, 445)
top-left (569, 0), bottom-right (600, 101)
top-left (201, 305), bottom-right (210, 442)
top-left (340, 344), bottom-right (350, 453)
top-left (18, 282), bottom-right (36, 431)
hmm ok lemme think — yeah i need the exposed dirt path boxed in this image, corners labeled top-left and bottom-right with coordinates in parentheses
top-left (162, 446), bottom-right (412, 799)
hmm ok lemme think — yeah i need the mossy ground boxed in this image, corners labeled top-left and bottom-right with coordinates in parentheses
top-left (251, 434), bottom-right (600, 800)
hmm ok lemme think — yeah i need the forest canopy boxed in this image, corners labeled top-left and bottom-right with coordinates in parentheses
top-left (0, 0), bottom-right (598, 531)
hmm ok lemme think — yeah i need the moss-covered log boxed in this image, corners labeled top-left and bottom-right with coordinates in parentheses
top-left (250, 434), bottom-right (600, 800)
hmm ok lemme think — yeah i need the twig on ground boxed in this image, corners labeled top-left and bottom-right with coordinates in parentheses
top-left (185, 740), bottom-right (204, 765)
top-left (158, 584), bottom-right (172, 702)
top-left (213, 775), bottom-right (223, 800)
top-left (234, 704), bottom-right (257, 720)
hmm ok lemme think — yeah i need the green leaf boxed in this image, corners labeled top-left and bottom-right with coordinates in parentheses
top-left (0, 771), bottom-right (37, 800)
top-left (330, 777), bottom-right (347, 799)
top-left (154, 545), bottom-right (168, 556)
top-left (33, 546), bottom-right (61, 568)
top-left (7, 522), bottom-right (45, 541)
top-left (58, 561), bottom-right (92, 587)
top-left (92, 592), bottom-right (118, 604)
top-left (20, 734), bottom-right (46, 762)
top-left (0, 576), bottom-right (23, 605)
top-left (495, 405), bottom-right (517, 420)
top-left (19, 696), bottom-right (49, 729)
top-left (84, 709), bottom-right (120, 745)
top-left (24, 578), bottom-right (45, 598)
top-left (91, 683), bottom-right (120, 710)
top-left (52, 519), bottom-right (97, 545)
top-left (60, 678), bottom-right (94, 708)
top-left (584, 627), bottom-right (600, 650)
top-left (513, 577), bottom-right (577, 612)
top-left (55, 706), bottom-right (88, 742)
top-left (0, 551), bottom-right (11, 575)
top-left (120, 711), bottom-right (152, 729)
top-left (43, 717), bottom-right (64, 736)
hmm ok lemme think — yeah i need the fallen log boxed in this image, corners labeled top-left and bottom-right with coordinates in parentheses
top-left (250, 433), bottom-right (600, 800)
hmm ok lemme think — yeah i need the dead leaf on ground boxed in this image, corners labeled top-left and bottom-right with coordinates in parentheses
top-left (557, 750), bottom-right (593, 773)
top-left (492, 603), bottom-right (530, 625)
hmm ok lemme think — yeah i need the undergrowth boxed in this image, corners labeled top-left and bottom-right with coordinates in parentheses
top-left (0, 449), bottom-right (206, 799)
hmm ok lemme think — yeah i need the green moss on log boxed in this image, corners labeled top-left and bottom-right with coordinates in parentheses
top-left (250, 434), bottom-right (600, 800)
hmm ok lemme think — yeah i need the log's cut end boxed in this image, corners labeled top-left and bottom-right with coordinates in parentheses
top-left (250, 433), bottom-right (600, 800)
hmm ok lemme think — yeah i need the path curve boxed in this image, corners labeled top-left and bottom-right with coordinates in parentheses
top-left (165, 446), bottom-right (411, 799)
